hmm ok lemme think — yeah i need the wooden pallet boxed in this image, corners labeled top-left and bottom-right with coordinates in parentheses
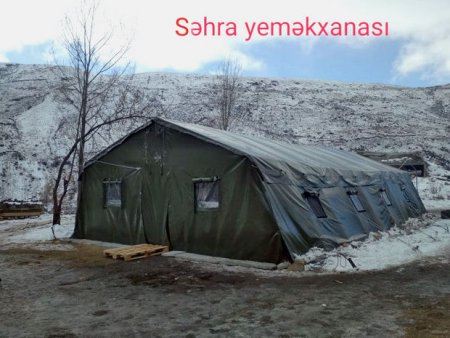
top-left (103, 244), bottom-right (169, 261)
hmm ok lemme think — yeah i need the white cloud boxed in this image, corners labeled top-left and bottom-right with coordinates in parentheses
top-left (395, 29), bottom-right (450, 80)
top-left (0, 0), bottom-right (450, 80)
top-left (0, 1), bottom-right (71, 56)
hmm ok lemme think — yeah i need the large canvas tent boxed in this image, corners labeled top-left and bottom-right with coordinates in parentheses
top-left (75, 118), bottom-right (426, 263)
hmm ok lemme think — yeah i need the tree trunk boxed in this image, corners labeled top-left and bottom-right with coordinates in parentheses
top-left (52, 205), bottom-right (61, 225)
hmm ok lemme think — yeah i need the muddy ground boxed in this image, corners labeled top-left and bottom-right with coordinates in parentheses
top-left (0, 243), bottom-right (449, 338)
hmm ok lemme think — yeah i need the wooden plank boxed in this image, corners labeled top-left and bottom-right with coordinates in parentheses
top-left (104, 244), bottom-right (169, 261)
top-left (123, 247), bottom-right (169, 261)
top-left (0, 210), bottom-right (43, 218)
top-left (104, 244), bottom-right (147, 255)
top-left (104, 244), bottom-right (154, 257)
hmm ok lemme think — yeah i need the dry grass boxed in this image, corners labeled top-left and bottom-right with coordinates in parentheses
top-left (0, 242), bottom-right (116, 268)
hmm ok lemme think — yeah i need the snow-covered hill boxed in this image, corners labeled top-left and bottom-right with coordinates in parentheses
top-left (1, 63), bottom-right (449, 209)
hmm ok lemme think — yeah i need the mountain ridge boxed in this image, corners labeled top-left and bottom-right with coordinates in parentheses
top-left (1, 62), bottom-right (449, 207)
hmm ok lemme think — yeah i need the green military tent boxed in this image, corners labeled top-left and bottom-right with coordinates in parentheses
top-left (74, 118), bottom-right (426, 263)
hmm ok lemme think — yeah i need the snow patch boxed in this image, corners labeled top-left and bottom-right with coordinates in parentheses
top-left (2, 214), bottom-right (74, 244)
top-left (416, 163), bottom-right (450, 210)
top-left (296, 214), bottom-right (450, 272)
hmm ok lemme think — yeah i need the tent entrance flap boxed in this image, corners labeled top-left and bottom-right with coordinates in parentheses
top-left (165, 208), bottom-right (172, 249)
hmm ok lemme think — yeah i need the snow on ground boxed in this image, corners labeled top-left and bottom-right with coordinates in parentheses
top-left (10, 221), bottom-right (73, 243)
top-left (416, 163), bottom-right (450, 210)
top-left (0, 211), bottom-right (449, 273)
top-left (0, 214), bottom-right (74, 245)
top-left (0, 214), bottom-right (51, 232)
top-left (296, 214), bottom-right (450, 272)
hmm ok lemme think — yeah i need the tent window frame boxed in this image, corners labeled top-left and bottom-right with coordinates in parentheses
top-left (380, 189), bottom-right (392, 206)
top-left (103, 180), bottom-right (122, 208)
top-left (303, 192), bottom-right (327, 219)
top-left (193, 176), bottom-right (220, 212)
top-left (347, 191), bottom-right (366, 212)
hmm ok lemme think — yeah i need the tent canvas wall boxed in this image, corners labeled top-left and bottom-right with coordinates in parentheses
top-left (74, 118), bottom-right (426, 263)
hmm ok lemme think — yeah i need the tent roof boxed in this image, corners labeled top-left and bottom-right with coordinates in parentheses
top-left (85, 117), bottom-right (398, 174)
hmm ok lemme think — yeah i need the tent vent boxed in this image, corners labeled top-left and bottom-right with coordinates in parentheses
top-left (103, 180), bottom-right (122, 208)
top-left (380, 189), bottom-right (392, 206)
top-left (304, 192), bottom-right (327, 219)
top-left (347, 191), bottom-right (365, 212)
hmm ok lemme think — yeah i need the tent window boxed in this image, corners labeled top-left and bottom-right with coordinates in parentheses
top-left (194, 177), bottom-right (220, 211)
top-left (104, 181), bottom-right (122, 208)
top-left (347, 192), bottom-right (365, 212)
top-left (380, 190), bottom-right (392, 206)
top-left (304, 192), bottom-right (327, 219)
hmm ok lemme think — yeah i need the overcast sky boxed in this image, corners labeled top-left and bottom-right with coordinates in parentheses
top-left (1, 0), bottom-right (450, 87)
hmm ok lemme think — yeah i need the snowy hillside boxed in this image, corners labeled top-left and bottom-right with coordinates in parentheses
top-left (1, 63), bottom-right (449, 209)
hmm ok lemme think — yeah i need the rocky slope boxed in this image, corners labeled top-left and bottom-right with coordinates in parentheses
top-left (1, 63), bottom-right (449, 208)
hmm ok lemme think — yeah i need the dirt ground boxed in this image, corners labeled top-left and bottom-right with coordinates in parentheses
top-left (0, 243), bottom-right (449, 338)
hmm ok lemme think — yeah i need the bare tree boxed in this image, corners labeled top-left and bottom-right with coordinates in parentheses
top-left (213, 58), bottom-right (244, 130)
top-left (50, 2), bottom-right (155, 231)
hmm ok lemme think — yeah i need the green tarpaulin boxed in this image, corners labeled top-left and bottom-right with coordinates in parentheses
top-left (74, 118), bottom-right (425, 263)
